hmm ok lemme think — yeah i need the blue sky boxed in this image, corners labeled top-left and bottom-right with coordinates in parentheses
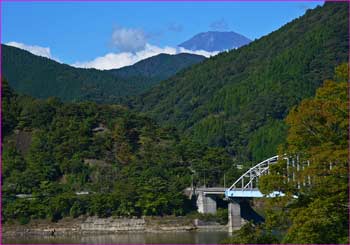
top-left (2, 1), bottom-right (323, 69)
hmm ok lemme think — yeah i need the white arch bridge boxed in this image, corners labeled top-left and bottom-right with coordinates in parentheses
top-left (186, 155), bottom-right (303, 231)
top-left (187, 155), bottom-right (287, 200)
top-left (225, 155), bottom-right (284, 198)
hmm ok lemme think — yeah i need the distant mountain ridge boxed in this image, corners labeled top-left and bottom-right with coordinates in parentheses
top-left (1, 45), bottom-right (205, 103)
top-left (178, 31), bottom-right (251, 52)
top-left (109, 53), bottom-right (205, 81)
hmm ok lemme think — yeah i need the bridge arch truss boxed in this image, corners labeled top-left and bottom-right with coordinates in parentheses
top-left (225, 155), bottom-right (284, 198)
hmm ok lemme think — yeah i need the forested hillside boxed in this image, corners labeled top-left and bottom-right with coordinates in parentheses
top-left (2, 45), bottom-right (205, 103)
top-left (224, 63), bottom-right (349, 244)
top-left (130, 2), bottom-right (348, 164)
top-left (2, 2), bottom-right (348, 241)
top-left (2, 79), bottom-right (240, 223)
top-left (110, 53), bottom-right (205, 81)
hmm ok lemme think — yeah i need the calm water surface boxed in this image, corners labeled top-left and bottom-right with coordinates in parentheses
top-left (3, 231), bottom-right (230, 244)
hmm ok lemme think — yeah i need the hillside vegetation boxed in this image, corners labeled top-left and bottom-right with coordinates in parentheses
top-left (2, 79), bottom-right (241, 223)
top-left (130, 2), bottom-right (348, 164)
top-left (110, 53), bottom-right (205, 82)
top-left (2, 45), bottom-right (205, 103)
top-left (2, 2), bottom-right (348, 243)
top-left (224, 63), bottom-right (348, 244)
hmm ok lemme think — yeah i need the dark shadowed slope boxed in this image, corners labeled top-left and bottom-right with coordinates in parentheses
top-left (108, 53), bottom-right (206, 95)
top-left (110, 53), bottom-right (205, 79)
top-left (2, 45), bottom-right (205, 103)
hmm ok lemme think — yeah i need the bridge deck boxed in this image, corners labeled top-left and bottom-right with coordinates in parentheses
top-left (196, 187), bottom-right (264, 197)
top-left (185, 187), bottom-right (284, 198)
top-left (225, 189), bottom-right (263, 198)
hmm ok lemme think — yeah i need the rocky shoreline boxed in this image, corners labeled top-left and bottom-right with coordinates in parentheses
top-left (2, 216), bottom-right (227, 237)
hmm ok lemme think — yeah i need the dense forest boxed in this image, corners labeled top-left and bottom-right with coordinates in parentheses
top-left (1, 2), bottom-right (348, 244)
top-left (109, 53), bottom-right (205, 83)
top-left (2, 78), bottom-right (242, 223)
top-left (2, 61), bottom-right (347, 243)
top-left (130, 2), bottom-right (348, 165)
top-left (2, 45), bottom-right (205, 103)
top-left (224, 63), bottom-right (348, 244)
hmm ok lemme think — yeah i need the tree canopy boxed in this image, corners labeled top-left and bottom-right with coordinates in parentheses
top-left (2, 79), bottom-right (241, 223)
top-left (227, 63), bottom-right (349, 244)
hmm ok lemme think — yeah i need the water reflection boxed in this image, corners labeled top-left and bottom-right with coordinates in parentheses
top-left (3, 231), bottom-right (229, 244)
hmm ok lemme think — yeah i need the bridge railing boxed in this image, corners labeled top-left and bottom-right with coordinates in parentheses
top-left (225, 153), bottom-right (321, 199)
top-left (227, 155), bottom-right (279, 192)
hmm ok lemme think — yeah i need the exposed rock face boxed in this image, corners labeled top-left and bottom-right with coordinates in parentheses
top-left (3, 216), bottom-right (226, 237)
top-left (81, 216), bottom-right (197, 232)
top-left (81, 217), bottom-right (146, 232)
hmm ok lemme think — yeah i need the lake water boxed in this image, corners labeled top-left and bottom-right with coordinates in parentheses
top-left (3, 231), bottom-right (230, 244)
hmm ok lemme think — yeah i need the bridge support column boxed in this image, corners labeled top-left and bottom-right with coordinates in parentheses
top-left (196, 192), bottom-right (217, 214)
top-left (228, 200), bottom-right (241, 232)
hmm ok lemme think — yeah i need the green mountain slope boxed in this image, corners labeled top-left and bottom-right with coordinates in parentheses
top-left (2, 78), bottom-right (238, 222)
top-left (1, 45), bottom-right (205, 103)
top-left (110, 53), bottom-right (205, 80)
top-left (130, 2), bottom-right (349, 162)
top-left (2, 44), bottom-right (127, 103)
top-left (108, 53), bottom-right (205, 101)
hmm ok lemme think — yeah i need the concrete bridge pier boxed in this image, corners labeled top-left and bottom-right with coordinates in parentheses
top-left (196, 191), bottom-right (217, 214)
top-left (228, 200), bottom-right (242, 232)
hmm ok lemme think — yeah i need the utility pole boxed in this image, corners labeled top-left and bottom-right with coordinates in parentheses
top-left (191, 174), bottom-right (194, 189)
top-left (224, 173), bottom-right (226, 189)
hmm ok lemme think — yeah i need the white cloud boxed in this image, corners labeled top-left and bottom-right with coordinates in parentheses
top-left (112, 27), bottom-right (147, 52)
top-left (73, 25), bottom-right (219, 70)
top-left (72, 44), bottom-right (219, 70)
top-left (7, 41), bottom-right (51, 58)
top-left (178, 47), bottom-right (219, 58)
top-left (6, 41), bottom-right (60, 62)
top-left (5, 40), bottom-right (219, 70)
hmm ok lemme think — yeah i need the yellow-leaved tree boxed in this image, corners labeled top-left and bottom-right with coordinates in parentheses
top-left (258, 63), bottom-right (349, 244)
